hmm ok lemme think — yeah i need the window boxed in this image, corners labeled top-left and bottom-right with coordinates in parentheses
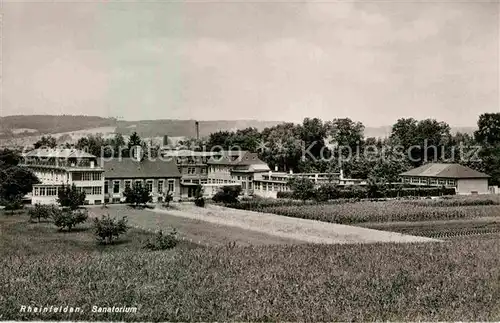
top-left (34, 187), bottom-right (39, 196)
top-left (188, 167), bottom-right (196, 174)
top-left (104, 181), bottom-right (109, 194)
top-left (95, 200), bottom-right (102, 205)
top-left (158, 180), bottom-right (164, 193)
top-left (167, 179), bottom-right (175, 192)
top-left (124, 180), bottom-right (131, 191)
top-left (113, 181), bottom-right (120, 194)
top-left (201, 179), bottom-right (207, 184)
top-left (430, 178), bottom-right (438, 185)
top-left (447, 179), bottom-right (456, 186)
top-left (82, 172), bottom-right (92, 181)
top-left (242, 182), bottom-right (246, 190)
top-left (201, 168), bottom-right (206, 174)
top-left (92, 187), bottom-right (102, 195)
top-left (146, 180), bottom-right (153, 192)
top-left (39, 187), bottom-right (46, 196)
top-left (92, 173), bottom-right (101, 181)
top-left (411, 177), bottom-right (419, 183)
top-left (438, 179), bottom-right (446, 185)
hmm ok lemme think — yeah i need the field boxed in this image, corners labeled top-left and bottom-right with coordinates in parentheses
top-left (234, 195), bottom-right (500, 224)
top-left (2, 197), bottom-right (500, 321)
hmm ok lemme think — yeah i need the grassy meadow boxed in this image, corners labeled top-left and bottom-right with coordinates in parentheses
top-left (2, 205), bottom-right (500, 321)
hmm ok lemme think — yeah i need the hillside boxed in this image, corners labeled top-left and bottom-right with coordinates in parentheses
top-left (0, 115), bottom-right (477, 147)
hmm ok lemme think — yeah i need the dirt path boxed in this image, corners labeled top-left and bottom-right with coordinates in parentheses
top-left (148, 204), bottom-right (440, 244)
top-left (87, 205), bottom-right (302, 246)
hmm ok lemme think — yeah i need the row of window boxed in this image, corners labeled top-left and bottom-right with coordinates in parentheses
top-left (72, 172), bottom-right (102, 181)
top-left (184, 167), bottom-right (206, 174)
top-left (33, 186), bottom-right (102, 196)
top-left (254, 182), bottom-right (290, 192)
top-left (403, 177), bottom-right (456, 186)
top-left (105, 179), bottom-right (175, 194)
top-left (75, 186), bottom-right (103, 195)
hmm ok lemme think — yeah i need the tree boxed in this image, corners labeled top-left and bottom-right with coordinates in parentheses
top-left (34, 136), bottom-right (57, 149)
top-left (124, 182), bottom-right (152, 207)
top-left (474, 113), bottom-right (500, 185)
top-left (57, 184), bottom-right (86, 210)
top-left (93, 215), bottom-right (128, 244)
top-left (163, 189), bottom-right (173, 207)
top-left (194, 184), bottom-right (205, 207)
top-left (0, 167), bottom-right (39, 208)
top-left (52, 209), bottom-right (88, 232)
top-left (288, 177), bottom-right (315, 202)
top-left (326, 118), bottom-right (365, 151)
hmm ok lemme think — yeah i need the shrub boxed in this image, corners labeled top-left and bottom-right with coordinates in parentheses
top-left (28, 204), bottom-right (56, 222)
top-left (288, 177), bottom-right (315, 202)
top-left (212, 186), bottom-right (242, 204)
top-left (143, 229), bottom-right (179, 250)
top-left (57, 184), bottom-right (86, 210)
top-left (194, 184), bottom-right (205, 207)
top-left (3, 198), bottom-right (24, 212)
top-left (93, 214), bottom-right (128, 244)
top-left (52, 209), bottom-right (88, 231)
top-left (194, 197), bottom-right (205, 207)
top-left (163, 189), bottom-right (173, 207)
top-left (124, 183), bottom-right (152, 207)
top-left (276, 191), bottom-right (294, 199)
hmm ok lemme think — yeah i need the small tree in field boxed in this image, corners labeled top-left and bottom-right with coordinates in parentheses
top-left (124, 182), bottom-right (152, 207)
top-left (163, 189), bottom-right (173, 207)
top-left (93, 215), bottom-right (128, 244)
top-left (28, 204), bottom-right (55, 222)
top-left (57, 184), bottom-right (86, 210)
top-left (52, 209), bottom-right (88, 231)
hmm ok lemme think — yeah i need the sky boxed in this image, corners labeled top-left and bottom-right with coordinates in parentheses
top-left (1, 0), bottom-right (499, 127)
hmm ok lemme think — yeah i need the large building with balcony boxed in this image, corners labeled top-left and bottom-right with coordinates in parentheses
top-left (399, 163), bottom-right (490, 195)
top-left (161, 150), bottom-right (217, 199)
top-left (207, 151), bottom-right (270, 196)
top-left (101, 158), bottom-right (182, 203)
top-left (21, 148), bottom-right (105, 205)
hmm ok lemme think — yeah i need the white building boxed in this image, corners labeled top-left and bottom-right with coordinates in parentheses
top-left (399, 163), bottom-right (490, 195)
top-left (21, 148), bottom-right (105, 205)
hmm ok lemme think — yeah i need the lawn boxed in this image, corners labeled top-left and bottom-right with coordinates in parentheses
top-left (2, 209), bottom-right (500, 321)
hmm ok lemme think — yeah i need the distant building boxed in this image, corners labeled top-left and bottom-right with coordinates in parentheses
top-left (207, 151), bottom-right (270, 196)
top-left (399, 163), bottom-right (490, 195)
top-left (101, 158), bottom-right (182, 203)
top-left (21, 148), bottom-right (105, 205)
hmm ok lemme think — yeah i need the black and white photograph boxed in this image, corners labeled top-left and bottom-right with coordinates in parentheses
top-left (1, 0), bottom-right (500, 321)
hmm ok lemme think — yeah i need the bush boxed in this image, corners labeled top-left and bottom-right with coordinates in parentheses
top-left (143, 229), bottom-right (179, 250)
top-left (124, 183), bottom-right (152, 207)
top-left (52, 209), bottom-right (88, 231)
top-left (194, 197), bottom-right (205, 207)
top-left (288, 177), bottom-right (315, 202)
top-left (276, 191), bottom-right (294, 199)
top-left (93, 214), bottom-right (128, 244)
top-left (163, 189), bottom-right (173, 207)
top-left (57, 184), bottom-right (86, 210)
top-left (212, 186), bottom-right (242, 204)
top-left (3, 199), bottom-right (24, 212)
top-left (28, 204), bottom-right (56, 222)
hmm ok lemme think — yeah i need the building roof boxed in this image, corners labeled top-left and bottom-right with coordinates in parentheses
top-left (207, 151), bottom-right (267, 166)
top-left (232, 163), bottom-right (271, 173)
top-left (101, 158), bottom-right (181, 178)
top-left (24, 148), bottom-right (96, 159)
top-left (400, 163), bottom-right (490, 179)
top-left (161, 149), bottom-right (220, 157)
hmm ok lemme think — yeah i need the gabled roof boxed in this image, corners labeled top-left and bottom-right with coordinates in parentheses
top-left (207, 151), bottom-right (267, 166)
top-left (400, 163), bottom-right (489, 179)
top-left (24, 148), bottom-right (96, 159)
top-left (101, 158), bottom-right (181, 178)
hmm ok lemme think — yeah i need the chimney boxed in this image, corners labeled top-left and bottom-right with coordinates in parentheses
top-left (163, 135), bottom-right (169, 146)
top-left (289, 169), bottom-right (293, 174)
top-left (195, 121), bottom-right (200, 140)
top-left (274, 165), bottom-right (278, 171)
top-left (340, 169), bottom-right (344, 180)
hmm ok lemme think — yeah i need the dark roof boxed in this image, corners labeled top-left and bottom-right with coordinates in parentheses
top-left (400, 163), bottom-right (489, 179)
top-left (101, 158), bottom-right (181, 178)
top-left (207, 151), bottom-right (267, 166)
